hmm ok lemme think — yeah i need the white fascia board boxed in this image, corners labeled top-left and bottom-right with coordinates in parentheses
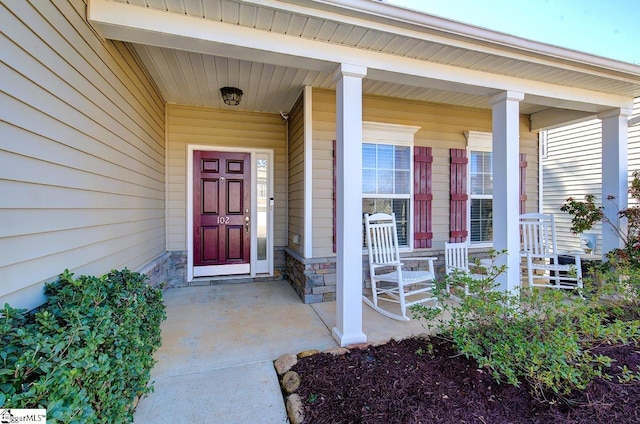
top-left (367, 68), bottom-right (632, 111)
top-left (88, 0), bottom-right (633, 110)
top-left (88, 0), bottom-right (334, 73)
top-left (246, 0), bottom-right (640, 80)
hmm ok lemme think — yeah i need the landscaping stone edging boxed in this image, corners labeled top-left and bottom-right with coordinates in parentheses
top-left (274, 347), bottom-right (352, 424)
top-left (273, 338), bottom-right (428, 424)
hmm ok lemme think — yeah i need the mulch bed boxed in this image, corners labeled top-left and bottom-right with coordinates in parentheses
top-left (291, 337), bottom-right (640, 424)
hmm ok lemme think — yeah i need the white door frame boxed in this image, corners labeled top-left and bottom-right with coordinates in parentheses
top-left (187, 144), bottom-right (274, 282)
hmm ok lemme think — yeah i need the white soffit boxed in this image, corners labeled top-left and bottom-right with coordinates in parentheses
top-left (88, 0), bottom-right (640, 115)
top-left (530, 109), bottom-right (598, 132)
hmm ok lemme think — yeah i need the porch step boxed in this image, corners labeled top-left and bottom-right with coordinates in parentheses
top-left (189, 275), bottom-right (286, 286)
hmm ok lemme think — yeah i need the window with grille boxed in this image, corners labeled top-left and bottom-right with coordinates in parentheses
top-left (469, 150), bottom-right (493, 244)
top-left (362, 143), bottom-right (411, 246)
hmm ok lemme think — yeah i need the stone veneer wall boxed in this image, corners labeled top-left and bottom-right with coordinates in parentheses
top-left (285, 248), bottom-right (337, 303)
top-left (144, 247), bottom-right (488, 300)
top-left (285, 247), bottom-right (474, 304)
top-left (139, 248), bottom-right (287, 289)
top-left (136, 251), bottom-right (170, 288)
top-left (137, 251), bottom-right (188, 288)
top-left (284, 247), bottom-right (494, 304)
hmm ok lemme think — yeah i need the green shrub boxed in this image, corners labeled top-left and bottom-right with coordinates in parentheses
top-left (413, 252), bottom-right (640, 403)
top-left (560, 169), bottom-right (640, 267)
top-left (587, 255), bottom-right (640, 320)
top-left (0, 269), bottom-right (166, 423)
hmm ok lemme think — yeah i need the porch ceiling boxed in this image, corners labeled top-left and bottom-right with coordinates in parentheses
top-left (89, 0), bottom-right (640, 125)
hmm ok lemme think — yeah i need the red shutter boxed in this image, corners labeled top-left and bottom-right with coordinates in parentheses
top-left (414, 147), bottom-right (433, 248)
top-left (450, 149), bottom-right (468, 242)
top-left (333, 140), bottom-right (337, 253)
top-left (519, 153), bottom-right (527, 215)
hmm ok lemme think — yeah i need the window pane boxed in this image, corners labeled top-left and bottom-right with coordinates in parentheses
top-left (484, 152), bottom-right (492, 173)
top-left (363, 143), bottom-right (376, 169)
top-left (363, 169), bottom-right (376, 194)
top-left (394, 146), bottom-right (410, 169)
top-left (470, 151), bottom-right (493, 196)
top-left (484, 173), bottom-right (493, 195)
top-left (362, 198), bottom-right (409, 247)
top-left (363, 198), bottom-right (389, 217)
top-left (256, 158), bottom-right (268, 260)
top-left (362, 198), bottom-right (377, 218)
top-left (395, 170), bottom-right (410, 193)
top-left (470, 153), bottom-right (483, 174)
top-left (470, 198), bottom-right (493, 243)
top-left (392, 199), bottom-right (409, 246)
top-left (377, 144), bottom-right (393, 169)
top-left (377, 170), bottom-right (393, 194)
top-left (470, 175), bottom-right (483, 195)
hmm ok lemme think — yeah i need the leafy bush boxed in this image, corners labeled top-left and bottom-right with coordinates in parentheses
top-left (560, 169), bottom-right (640, 266)
top-left (0, 269), bottom-right (166, 423)
top-left (560, 168), bottom-right (640, 316)
top-left (413, 252), bottom-right (640, 403)
top-left (587, 255), bottom-right (640, 320)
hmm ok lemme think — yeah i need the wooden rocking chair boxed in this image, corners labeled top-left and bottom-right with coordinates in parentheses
top-left (520, 213), bottom-right (583, 291)
top-left (363, 213), bottom-right (438, 321)
top-left (444, 242), bottom-right (485, 301)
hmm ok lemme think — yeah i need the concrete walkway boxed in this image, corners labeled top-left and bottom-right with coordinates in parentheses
top-left (133, 281), bottom-right (428, 424)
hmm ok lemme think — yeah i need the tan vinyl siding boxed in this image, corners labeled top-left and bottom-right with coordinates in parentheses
top-left (166, 104), bottom-right (287, 251)
top-left (1, 0), bottom-right (165, 309)
top-left (287, 93), bottom-right (305, 255)
top-left (521, 115), bottom-right (540, 216)
top-left (312, 135), bottom-right (334, 256)
top-left (543, 97), bottom-right (640, 253)
top-left (312, 88), bottom-right (538, 257)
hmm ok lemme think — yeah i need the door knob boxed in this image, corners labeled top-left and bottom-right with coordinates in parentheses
top-left (245, 216), bottom-right (250, 233)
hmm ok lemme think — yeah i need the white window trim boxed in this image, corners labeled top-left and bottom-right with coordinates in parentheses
top-left (465, 131), bottom-right (493, 247)
top-left (362, 121), bottom-right (421, 251)
top-left (464, 130), bottom-right (492, 151)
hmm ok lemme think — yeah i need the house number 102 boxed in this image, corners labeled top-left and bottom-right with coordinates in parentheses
top-left (217, 216), bottom-right (230, 224)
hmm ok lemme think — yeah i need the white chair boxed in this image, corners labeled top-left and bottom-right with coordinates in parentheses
top-left (520, 213), bottom-right (583, 291)
top-left (363, 213), bottom-right (438, 321)
top-left (444, 242), bottom-right (485, 300)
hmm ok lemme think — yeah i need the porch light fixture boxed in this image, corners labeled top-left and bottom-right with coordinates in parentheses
top-left (220, 86), bottom-right (243, 106)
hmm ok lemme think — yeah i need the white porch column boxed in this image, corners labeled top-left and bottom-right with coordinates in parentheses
top-left (490, 91), bottom-right (524, 293)
top-left (599, 108), bottom-right (632, 254)
top-left (332, 63), bottom-right (367, 347)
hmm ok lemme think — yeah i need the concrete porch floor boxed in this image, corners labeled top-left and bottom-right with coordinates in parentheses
top-left (133, 280), bottom-right (429, 424)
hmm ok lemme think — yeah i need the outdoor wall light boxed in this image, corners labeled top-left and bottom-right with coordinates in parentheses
top-left (220, 86), bottom-right (243, 106)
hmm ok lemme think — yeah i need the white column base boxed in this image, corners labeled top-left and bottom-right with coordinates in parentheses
top-left (332, 326), bottom-right (367, 348)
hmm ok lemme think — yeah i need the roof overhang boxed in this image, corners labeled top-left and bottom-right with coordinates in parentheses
top-left (88, 0), bottom-right (640, 127)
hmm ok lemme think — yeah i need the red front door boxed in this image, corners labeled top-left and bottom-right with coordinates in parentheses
top-left (193, 151), bottom-right (250, 275)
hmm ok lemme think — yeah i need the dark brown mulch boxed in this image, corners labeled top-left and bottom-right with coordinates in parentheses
top-left (291, 337), bottom-right (640, 424)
